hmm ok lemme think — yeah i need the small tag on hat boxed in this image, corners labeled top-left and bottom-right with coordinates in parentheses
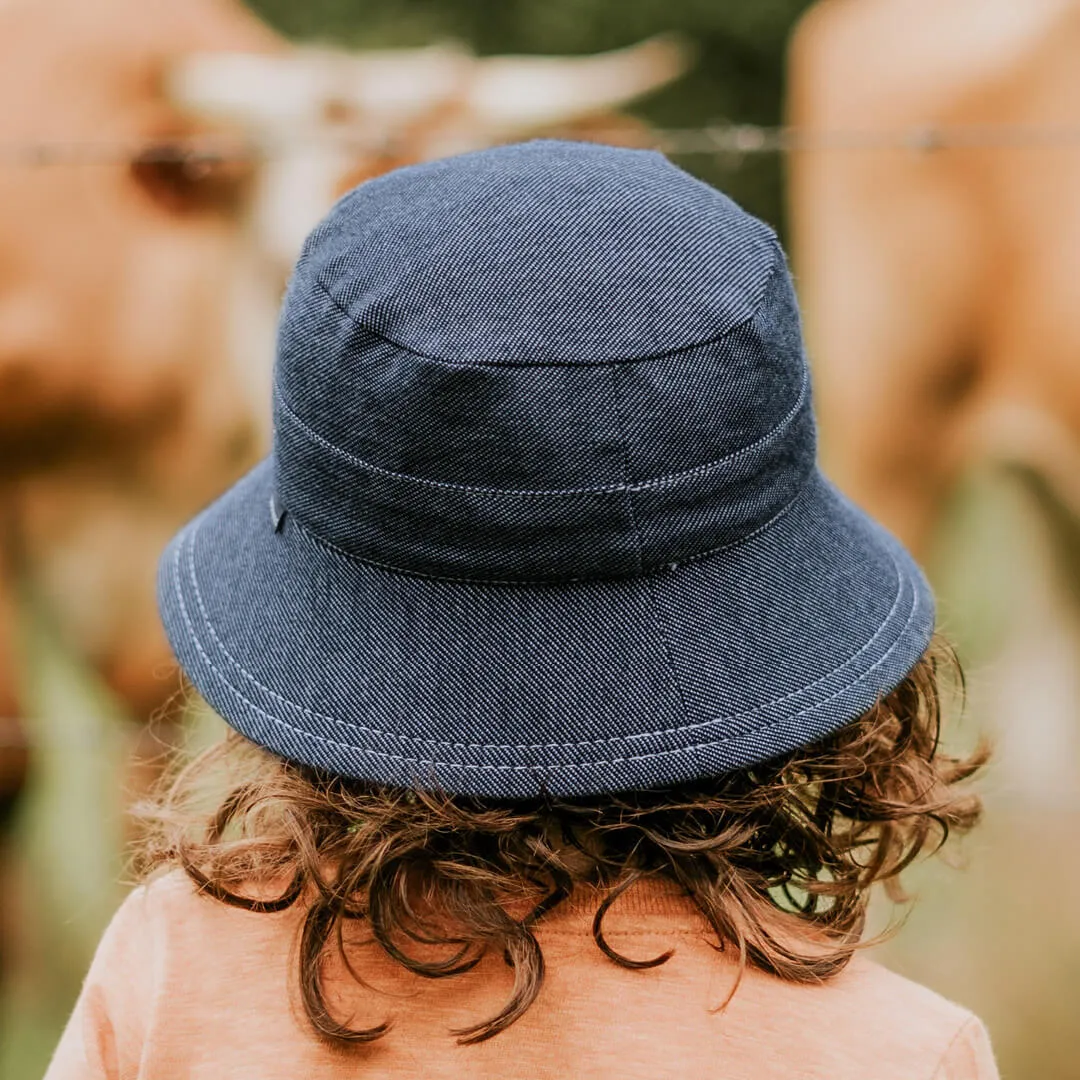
top-left (269, 493), bottom-right (287, 533)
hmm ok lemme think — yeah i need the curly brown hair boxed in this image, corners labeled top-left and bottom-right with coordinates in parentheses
top-left (135, 640), bottom-right (987, 1047)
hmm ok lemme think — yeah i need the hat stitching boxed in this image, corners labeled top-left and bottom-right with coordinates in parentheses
top-left (310, 254), bottom-right (782, 371)
top-left (290, 469), bottom-right (811, 585)
top-left (607, 362), bottom-right (645, 573)
top-left (170, 528), bottom-right (922, 770)
top-left (177, 502), bottom-right (914, 753)
top-left (608, 358), bottom-right (694, 734)
top-left (272, 368), bottom-right (809, 499)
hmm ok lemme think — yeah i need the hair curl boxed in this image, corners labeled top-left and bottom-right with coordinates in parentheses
top-left (135, 641), bottom-right (987, 1046)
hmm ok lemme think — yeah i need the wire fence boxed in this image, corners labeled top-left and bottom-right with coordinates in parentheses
top-left (5, 121), bottom-right (1080, 168)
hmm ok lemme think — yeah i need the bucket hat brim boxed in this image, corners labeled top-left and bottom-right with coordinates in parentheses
top-left (158, 458), bottom-right (933, 799)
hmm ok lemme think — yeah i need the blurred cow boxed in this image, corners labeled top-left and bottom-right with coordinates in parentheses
top-left (0, 0), bottom-right (687, 814)
top-left (170, 36), bottom-right (688, 297)
top-left (788, 0), bottom-right (1080, 558)
top-left (787, 0), bottom-right (1080, 799)
top-left (0, 0), bottom-right (279, 816)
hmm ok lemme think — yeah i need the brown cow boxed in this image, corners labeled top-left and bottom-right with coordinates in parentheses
top-left (0, 0), bottom-right (280, 806)
top-left (788, 0), bottom-right (1080, 557)
top-left (786, 0), bottom-right (1080, 802)
top-left (0, 0), bottom-right (687, 805)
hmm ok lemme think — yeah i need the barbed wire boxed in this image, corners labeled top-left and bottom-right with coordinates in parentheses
top-left (4, 121), bottom-right (1080, 167)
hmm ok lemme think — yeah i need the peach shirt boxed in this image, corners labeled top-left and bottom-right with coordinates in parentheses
top-left (46, 872), bottom-right (998, 1080)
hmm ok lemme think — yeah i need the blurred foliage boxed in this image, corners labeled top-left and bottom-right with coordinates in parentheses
top-left (0, 593), bottom-right (131, 1080)
top-left (244, 0), bottom-right (816, 231)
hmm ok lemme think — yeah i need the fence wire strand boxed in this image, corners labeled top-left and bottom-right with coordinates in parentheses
top-left (5, 122), bottom-right (1080, 167)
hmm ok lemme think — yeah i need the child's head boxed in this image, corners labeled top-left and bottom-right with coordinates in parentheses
top-left (148, 140), bottom-right (986, 1045)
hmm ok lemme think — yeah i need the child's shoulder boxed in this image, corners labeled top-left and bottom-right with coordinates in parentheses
top-left (111, 868), bottom-right (300, 960)
top-left (834, 950), bottom-right (976, 1026)
top-left (768, 951), bottom-right (993, 1074)
top-left (120, 867), bottom-right (251, 917)
top-left (131, 865), bottom-right (298, 914)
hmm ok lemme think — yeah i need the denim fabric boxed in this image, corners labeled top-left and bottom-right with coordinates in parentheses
top-left (158, 140), bottom-right (934, 798)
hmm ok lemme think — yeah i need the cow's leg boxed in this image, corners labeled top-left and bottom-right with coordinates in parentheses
top-left (1007, 464), bottom-right (1080, 613)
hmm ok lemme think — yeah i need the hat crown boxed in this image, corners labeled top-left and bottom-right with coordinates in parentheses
top-left (288, 139), bottom-right (776, 365)
top-left (273, 140), bottom-right (815, 581)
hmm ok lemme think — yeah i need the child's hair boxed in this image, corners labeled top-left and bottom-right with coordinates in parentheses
top-left (135, 639), bottom-right (987, 1047)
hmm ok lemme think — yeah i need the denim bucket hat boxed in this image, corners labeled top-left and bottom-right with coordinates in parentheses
top-left (158, 139), bottom-right (934, 799)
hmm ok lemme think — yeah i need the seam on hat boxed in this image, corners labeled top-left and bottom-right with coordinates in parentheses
top-left (607, 360), bottom-right (694, 736)
top-left (291, 470), bottom-right (812, 585)
top-left (607, 362), bottom-right (645, 575)
top-left (175, 500), bottom-right (919, 754)
top-left (170, 528), bottom-right (923, 771)
top-left (311, 253), bottom-right (782, 370)
top-left (273, 368), bottom-right (808, 499)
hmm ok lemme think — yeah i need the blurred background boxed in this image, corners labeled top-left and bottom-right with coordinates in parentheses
top-left (2, 0), bottom-right (1078, 1075)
